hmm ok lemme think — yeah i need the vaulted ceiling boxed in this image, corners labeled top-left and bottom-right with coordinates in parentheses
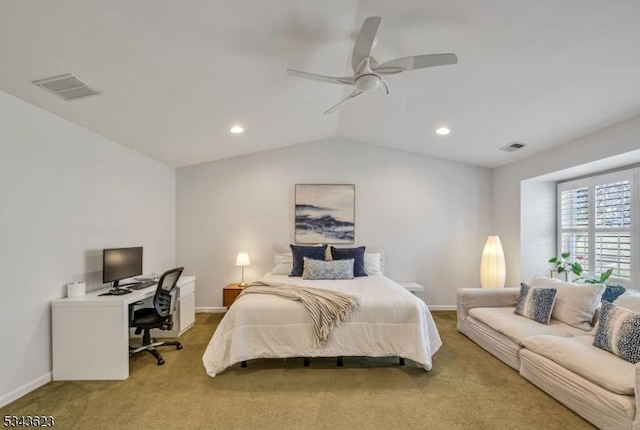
top-left (1, 0), bottom-right (640, 168)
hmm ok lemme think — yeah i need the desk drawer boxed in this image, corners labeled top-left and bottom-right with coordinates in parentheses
top-left (178, 281), bottom-right (195, 298)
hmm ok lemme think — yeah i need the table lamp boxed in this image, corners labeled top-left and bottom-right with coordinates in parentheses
top-left (236, 252), bottom-right (250, 287)
top-left (480, 236), bottom-right (505, 288)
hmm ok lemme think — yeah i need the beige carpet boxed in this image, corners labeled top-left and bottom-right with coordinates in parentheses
top-left (1, 312), bottom-right (593, 429)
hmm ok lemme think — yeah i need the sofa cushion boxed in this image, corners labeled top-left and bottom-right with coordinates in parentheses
top-left (614, 289), bottom-right (640, 311)
top-left (593, 301), bottom-right (640, 364)
top-left (464, 316), bottom-right (522, 370)
top-left (514, 283), bottom-right (557, 324)
top-left (522, 334), bottom-right (636, 395)
top-left (529, 276), bottom-right (605, 331)
top-left (468, 307), bottom-right (586, 346)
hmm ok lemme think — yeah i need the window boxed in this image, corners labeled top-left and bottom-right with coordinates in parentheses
top-left (557, 168), bottom-right (637, 286)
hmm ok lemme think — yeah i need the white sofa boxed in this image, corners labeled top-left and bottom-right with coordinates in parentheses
top-left (457, 287), bottom-right (640, 430)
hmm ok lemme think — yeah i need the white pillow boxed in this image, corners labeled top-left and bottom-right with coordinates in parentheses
top-left (364, 253), bottom-right (383, 275)
top-left (271, 250), bottom-right (293, 275)
top-left (529, 276), bottom-right (605, 331)
top-left (614, 289), bottom-right (640, 312)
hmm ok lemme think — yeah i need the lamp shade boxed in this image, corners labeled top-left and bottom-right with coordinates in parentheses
top-left (480, 236), bottom-right (505, 288)
top-left (236, 252), bottom-right (251, 267)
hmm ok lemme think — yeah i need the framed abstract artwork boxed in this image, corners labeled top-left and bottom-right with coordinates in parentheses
top-left (295, 184), bottom-right (355, 244)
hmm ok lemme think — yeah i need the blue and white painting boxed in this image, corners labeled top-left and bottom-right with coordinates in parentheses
top-left (295, 184), bottom-right (355, 244)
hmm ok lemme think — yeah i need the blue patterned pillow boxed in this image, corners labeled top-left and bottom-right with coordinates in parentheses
top-left (290, 244), bottom-right (327, 277)
top-left (514, 283), bottom-right (557, 325)
top-left (330, 246), bottom-right (367, 277)
top-left (302, 257), bottom-right (354, 280)
top-left (593, 301), bottom-right (640, 363)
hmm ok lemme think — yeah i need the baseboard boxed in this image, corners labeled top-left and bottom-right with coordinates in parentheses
top-left (429, 305), bottom-right (457, 311)
top-left (0, 373), bottom-right (52, 408)
top-left (196, 307), bottom-right (227, 313)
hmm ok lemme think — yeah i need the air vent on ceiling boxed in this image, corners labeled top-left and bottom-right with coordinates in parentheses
top-left (32, 74), bottom-right (101, 101)
top-left (500, 142), bottom-right (526, 153)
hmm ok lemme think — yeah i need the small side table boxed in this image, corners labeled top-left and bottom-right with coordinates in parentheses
top-left (223, 283), bottom-right (243, 307)
top-left (396, 281), bottom-right (425, 301)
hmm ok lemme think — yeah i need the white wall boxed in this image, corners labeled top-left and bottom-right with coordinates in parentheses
top-left (493, 114), bottom-right (640, 286)
top-left (176, 137), bottom-right (493, 309)
top-left (0, 91), bottom-right (176, 407)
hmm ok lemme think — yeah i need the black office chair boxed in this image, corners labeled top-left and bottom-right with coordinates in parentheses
top-left (129, 267), bottom-right (184, 365)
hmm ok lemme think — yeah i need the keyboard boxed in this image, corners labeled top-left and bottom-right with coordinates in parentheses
top-left (127, 281), bottom-right (158, 290)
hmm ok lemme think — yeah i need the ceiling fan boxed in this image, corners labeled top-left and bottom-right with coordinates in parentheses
top-left (287, 16), bottom-right (458, 114)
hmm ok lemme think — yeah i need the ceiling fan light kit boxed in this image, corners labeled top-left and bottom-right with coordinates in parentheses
top-left (286, 16), bottom-right (458, 114)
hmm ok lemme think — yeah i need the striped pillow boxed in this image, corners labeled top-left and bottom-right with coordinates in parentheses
top-left (514, 283), bottom-right (557, 325)
top-left (593, 301), bottom-right (640, 363)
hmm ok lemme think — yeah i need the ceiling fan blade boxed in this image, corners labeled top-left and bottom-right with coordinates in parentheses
top-left (380, 77), bottom-right (407, 111)
top-left (323, 89), bottom-right (364, 114)
top-left (380, 78), bottom-right (390, 95)
top-left (287, 69), bottom-right (355, 85)
top-left (374, 53), bottom-right (458, 75)
top-left (351, 16), bottom-right (382, 73)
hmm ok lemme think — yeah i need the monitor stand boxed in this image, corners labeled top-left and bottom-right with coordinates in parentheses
top-left (108, 287), bottom-right (132, 296)
top-left (99, 280), bottom-right (133, 296)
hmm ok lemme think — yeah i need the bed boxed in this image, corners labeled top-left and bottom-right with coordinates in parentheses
top-left (202, 273), bottom-right (442, 377)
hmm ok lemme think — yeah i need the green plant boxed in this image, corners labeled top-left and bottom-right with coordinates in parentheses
top-left (581, 268), bottom-right (613, 284)
top-left (548, 252), bottom-right (613, 284)
top-left (548, 252), bottom-right (582, 278)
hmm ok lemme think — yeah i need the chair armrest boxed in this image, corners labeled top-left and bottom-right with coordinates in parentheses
top-left (457, 288), bottom-right (520, 333)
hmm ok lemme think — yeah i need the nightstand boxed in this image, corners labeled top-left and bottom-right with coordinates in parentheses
top-left (396, 281), bottom-right (425, 300)
top-left (223, 283), bottom-right (244, 307)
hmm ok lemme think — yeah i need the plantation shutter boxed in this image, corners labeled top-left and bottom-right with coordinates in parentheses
top-left (594, 179), bottom-right (632, 279)
top-left (557, 169), bottom-right (636, 285)
top-left (558, 182), bottom-right (590, 271)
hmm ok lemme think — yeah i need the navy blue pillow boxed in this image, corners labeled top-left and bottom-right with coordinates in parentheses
top-left (290, 245), bottom-right (327, 277)
top-left (331, 246), bottom-right (367, 277)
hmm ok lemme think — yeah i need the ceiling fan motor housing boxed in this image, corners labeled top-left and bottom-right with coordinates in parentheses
top-left (355, 74), bottom-right (381, 92)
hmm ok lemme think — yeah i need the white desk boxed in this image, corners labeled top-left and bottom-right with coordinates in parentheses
top-left (51, 276), bottom-right (195, 381)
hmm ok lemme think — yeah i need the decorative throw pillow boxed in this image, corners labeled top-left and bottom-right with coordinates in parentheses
top-left (593, 301), bottom-right (640, 364)
top-left (302, 257), bottom-right (355, 280)
top-left (613, 290), bottom-right (640, 312)
top-left (364, 252), bottom-right (383, 275)
top-left (529, 275), bottom-right (605, 331)
top-left (514, 283), bottom-right (557, 325)
top-left (290, 244), bottom-right (327, 277)
top-left (330, 246), bottom-right (367, 277)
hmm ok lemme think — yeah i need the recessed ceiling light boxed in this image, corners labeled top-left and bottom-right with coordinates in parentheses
top-left (230, 125), bottom-right (244, 134)
top-left (436, 127), bottom-right (450, 136)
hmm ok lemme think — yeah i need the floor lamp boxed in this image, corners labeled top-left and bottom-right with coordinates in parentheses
top-left (481, 236), bottom-right (505, 288)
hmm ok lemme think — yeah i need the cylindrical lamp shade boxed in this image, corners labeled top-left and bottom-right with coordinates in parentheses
top-left (480, 236), bottom-right (506, 288)
top-left (236, 252), bottom-right (251, 267)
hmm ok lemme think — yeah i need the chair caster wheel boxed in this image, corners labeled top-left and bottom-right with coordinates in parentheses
top-left (177, 344), bottom-right (183, 350)
top-left (157, 359), bottom-right (165, 365)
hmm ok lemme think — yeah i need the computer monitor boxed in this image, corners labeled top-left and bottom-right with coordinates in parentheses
top-left (103, 247), bottom-right (143, 290)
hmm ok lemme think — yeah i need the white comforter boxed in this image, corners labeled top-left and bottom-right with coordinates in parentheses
top-left (202, 274), bottom-right (442, 377)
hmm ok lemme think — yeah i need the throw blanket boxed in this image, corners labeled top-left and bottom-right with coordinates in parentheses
top-left (238, 281), bottom-right (359, 346)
